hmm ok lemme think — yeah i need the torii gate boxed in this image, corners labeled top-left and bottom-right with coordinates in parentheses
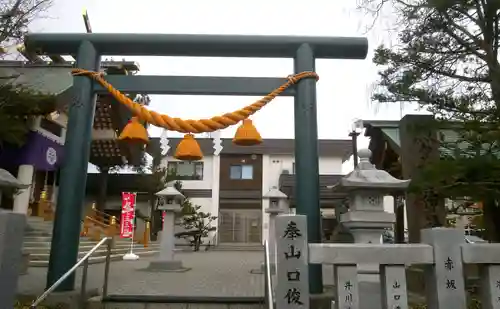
top-left (25, 33), bottom-right (368, 292)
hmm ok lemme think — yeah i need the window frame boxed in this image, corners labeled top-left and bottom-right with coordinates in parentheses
top-left (229, 164), bottom-right (254, 180)
top-left (167, 161), bottom-right (204, 180)
top-left (39, 118), bottom-right (63, 137)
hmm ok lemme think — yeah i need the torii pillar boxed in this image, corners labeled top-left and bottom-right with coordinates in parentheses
top-left (24, 33), bottom-right (368, 292)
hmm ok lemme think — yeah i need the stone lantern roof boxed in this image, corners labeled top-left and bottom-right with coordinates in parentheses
top-left (331, 148), bottom-right (410, 192)
top-left (155, 184), bottom-right (184, 198)
top-left (155, 183), bottom-right (184, 212)
top-left (0, 169), bottom-right (28, 189)
top-left (263, 186), bottom-right (287, 199)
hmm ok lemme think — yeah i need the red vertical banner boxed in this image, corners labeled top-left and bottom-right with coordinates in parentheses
top-left (120, 192), bottom-right (137, 238)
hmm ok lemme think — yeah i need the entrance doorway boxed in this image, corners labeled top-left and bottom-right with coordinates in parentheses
top-left (219, 209), bottom-right (262, 244)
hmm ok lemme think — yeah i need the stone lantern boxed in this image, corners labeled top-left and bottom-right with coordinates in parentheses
top-left (262, 186), bottom-right (287, 273)
top-left (146, 182), bottom-right (185, 271)
top-left (332, 148), bottom-right (410, 279)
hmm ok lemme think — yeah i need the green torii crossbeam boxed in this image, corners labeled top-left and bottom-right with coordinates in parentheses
top-left (24, 32), bottom-right (368, 293)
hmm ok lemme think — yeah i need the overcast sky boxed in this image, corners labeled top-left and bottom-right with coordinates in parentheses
top-left (29, 0), bottom-right (427, 174)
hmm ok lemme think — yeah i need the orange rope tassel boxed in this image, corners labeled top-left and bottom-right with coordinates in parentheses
top-left (71, 69), bottom-right (319, 134)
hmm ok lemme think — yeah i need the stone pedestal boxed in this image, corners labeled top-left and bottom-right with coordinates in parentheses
top-left (146, 205), bottom-right (185, 272)
top-left (341, 211), bottom-right (395, 281)
top-left (0, 211), bottom-right (26, 309)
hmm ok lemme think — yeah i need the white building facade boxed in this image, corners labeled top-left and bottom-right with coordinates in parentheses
top-left (260, 154), bottom-right (345, 244)
top-left (157, 138), bottom-right (352, 245)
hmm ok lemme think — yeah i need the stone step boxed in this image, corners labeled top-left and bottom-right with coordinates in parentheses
top-left (26, 220), bottom-right (53, 225)
top-left (27, 217), bottom-right (47, 223)
top-left (29, 246), bottom-right (159, 260)
top-left (23, 236), bottom-right (95, 243)
top-left (26, 221), bottom-right (54, 226)
top-left (26, 225), bottom-right (53, 229)
top-left (24, 237), bottom-right (94, 244)
top-left (24, 231), bottom-right (53, 237)
top-left (23, 238), bottom-right (155, 248)
top-left (25, 229), bottom-right (54, 235)
top-left (24, 243), bottom-right (160, 254)
top-left (86, 296), bottom-right (265, 309)
top-left (26, 224), bottom-right (54, 231)
top-left (23, 236), bottom-right (55, 242)
top-left (23, 240), bottom-right (96, 247)
top-left (27, 218), bottom-right (53, 223)
top-left (29, 251), bottom-right (159, 267)
top-left (213, 245), bottom-right (264, 251)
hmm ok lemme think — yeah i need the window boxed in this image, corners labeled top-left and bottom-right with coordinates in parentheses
top-left (40, 118), bottom-right (63, 137)
top-left (230, 165), bottom-right (253, 180)
top-left (167, 161), bottom-right (203, 180)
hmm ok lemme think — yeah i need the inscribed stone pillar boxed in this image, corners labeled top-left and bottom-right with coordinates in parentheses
top-left (0, 211), bottom-right (26, 309)
top-left (275, 214), bottom-right (310, 309)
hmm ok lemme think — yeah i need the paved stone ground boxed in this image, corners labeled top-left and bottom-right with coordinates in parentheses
top-left (18, 251), bottom-right (385, 308)
top-left (18, 252), bottom-right (267, 297)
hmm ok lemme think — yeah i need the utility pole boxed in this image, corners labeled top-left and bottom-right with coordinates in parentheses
top-left (348, 130), bottom-right (360, 167)
top-left (349, 119), bottom-right (364, 168)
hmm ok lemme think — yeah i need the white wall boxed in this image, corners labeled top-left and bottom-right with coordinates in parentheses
top-left (210, 155), bottom-right (220, 242)
top-left (159, 155), bottom-right (220, 243)
top-left (160, 153), bottom-right (347, 244)
top-left (262, 154), bottom-right (344, 192)
top-left (261, 154), bottom-right (344, 244)
top-left (159, 156), bottom-right (214, 190)
top-left (319, 157), bottom-right (344, 175)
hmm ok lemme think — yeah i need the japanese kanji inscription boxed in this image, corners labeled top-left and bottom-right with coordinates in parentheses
top-left (276, 215), bottom-right (309, 309)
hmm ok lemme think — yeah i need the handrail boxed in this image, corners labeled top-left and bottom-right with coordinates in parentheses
top-left (264, 240), bottom-right (274, 309)
top-left (31, 237), bottom-right (112, 308)
top-left (86, 215), bottom-right (112, 228)
top-left (90, 205), bottom-right (119, 224)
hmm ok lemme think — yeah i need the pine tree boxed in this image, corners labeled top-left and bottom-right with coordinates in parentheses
top-left (0, 0), bottom-right (56, 147)
top-left (174, 180), bottom-right (217, 251)
top-left (359, 0), bottom-right (500, 240)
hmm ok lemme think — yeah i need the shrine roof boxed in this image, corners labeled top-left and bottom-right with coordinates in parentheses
top-left (0, 60), bottom-right (146, 167)
top-left (363, 117), bottom-right (500, 159)
top-left (363, 119), bottom-right (401, 154)
top-left (0, 60), bottom-right (139, 97)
